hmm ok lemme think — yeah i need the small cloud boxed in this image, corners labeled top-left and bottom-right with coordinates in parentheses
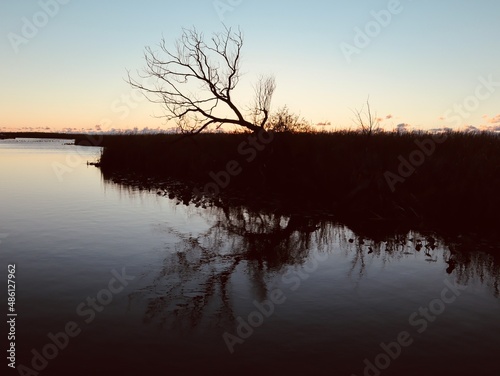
top-left (438, 116), bottom-right (445, 121)
top-left (488, 114), bottom-right (500, 124)
top-left (483, 125), bottom-right (500, 132)
top-left (386, 114), bottom-right (393, 120)
top-left (396, 123), bottom-right (410, 133)
top-left (479, 124), bottom-right (500, 132)
top-left (479, 114), bottom-right (500, 131)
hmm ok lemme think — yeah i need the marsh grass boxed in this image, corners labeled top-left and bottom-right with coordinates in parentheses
top-left (3, 130), bottom-right (498, 232)
top-left (90, 130), bottom-right (500, 232)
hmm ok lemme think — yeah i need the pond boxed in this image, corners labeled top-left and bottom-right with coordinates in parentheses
top-left (0, 138), bottom-right (499, 375)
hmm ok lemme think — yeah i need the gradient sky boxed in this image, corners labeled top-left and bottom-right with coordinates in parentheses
top-left (1, 0), bottom-right (499, 132)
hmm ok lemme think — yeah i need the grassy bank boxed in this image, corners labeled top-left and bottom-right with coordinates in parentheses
top-left (95, 130), bottom-right (500, 232)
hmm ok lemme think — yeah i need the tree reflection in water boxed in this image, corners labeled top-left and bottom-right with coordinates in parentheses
top-left (127, 204), bottom-right (334, 330)
top-left (103, 174), bottom-right (500, 333)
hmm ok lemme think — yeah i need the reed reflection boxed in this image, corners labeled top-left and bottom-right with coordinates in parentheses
top-left (102, 173), bottom-right (500, 332)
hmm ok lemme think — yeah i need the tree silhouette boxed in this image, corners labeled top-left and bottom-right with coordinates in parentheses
top-left (127, 26), bottom-right (276, 134)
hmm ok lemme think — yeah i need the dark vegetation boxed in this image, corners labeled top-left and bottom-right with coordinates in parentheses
top-left (91, 130), bottom-right (500, 235)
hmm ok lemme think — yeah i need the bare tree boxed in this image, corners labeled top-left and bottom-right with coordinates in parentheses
top-left (127, 26), bottom-right (276, 134)
top-left (252, 75), bottom-right (276, 128)
top-left (352, 98), bottom-right (380, 136)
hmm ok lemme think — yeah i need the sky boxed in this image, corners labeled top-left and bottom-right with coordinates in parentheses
top-left (1, 0), bottom-right (499, 133)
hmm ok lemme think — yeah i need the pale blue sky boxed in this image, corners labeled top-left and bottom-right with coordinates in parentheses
top-left (1, 0), bottom-right (499, 132)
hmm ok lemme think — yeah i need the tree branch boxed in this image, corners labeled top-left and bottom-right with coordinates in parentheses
top-left (127, 26), bottom-right (273, 134)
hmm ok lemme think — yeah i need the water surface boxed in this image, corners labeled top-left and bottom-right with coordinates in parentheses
top-left (0, 139), bottom-right (499, 375)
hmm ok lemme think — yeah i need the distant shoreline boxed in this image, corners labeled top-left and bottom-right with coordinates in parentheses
top-left (0, 132), bottom-right (99, 142)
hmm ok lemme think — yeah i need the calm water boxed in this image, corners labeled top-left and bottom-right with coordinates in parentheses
top-left (0, 139), bottom-right (499, 376)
